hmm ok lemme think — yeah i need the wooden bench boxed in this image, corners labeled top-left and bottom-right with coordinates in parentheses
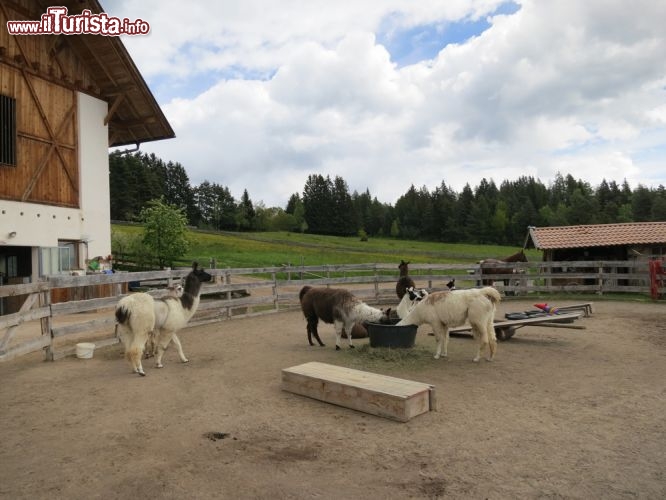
top-left (282, 362), bottom-right (436, 422)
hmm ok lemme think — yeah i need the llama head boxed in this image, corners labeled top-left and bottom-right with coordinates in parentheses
top-left (397, 288), bottom-right (426, 319)
top-left (446, 279), bottom-right (456, 290)
top-left (398, 260), bottom-right (410, 276)
top-left (407, 287), bottom-right (427, 301)
top-left (166, 283), bottom-right (184, 297)
top-left (379, 307), bottom-right (392, 324)
top-left (191, 261), bottom-right (213, 283)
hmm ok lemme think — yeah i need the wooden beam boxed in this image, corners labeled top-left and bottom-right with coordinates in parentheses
top-left (104, 94), bottom-right (124, 126)
top-left (17, 131), bottom-right (76, 150)
top-left (20, 99), bottom-right (78, 201)
top-left (111, 116), bottom-right (158, 128)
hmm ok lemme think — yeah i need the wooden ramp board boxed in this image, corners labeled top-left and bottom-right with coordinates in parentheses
top-left (282, 362), bottom-right (435, 422)
top-left (449, 311), bottom-right (584, 334)
top-left (553, 303), bottom-right (593, 317)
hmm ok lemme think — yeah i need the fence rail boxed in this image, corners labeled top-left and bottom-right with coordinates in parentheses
top-left (0, 260), bottom-right (663, 363)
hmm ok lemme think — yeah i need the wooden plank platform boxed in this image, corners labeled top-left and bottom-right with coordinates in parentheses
top-left (553, 302), bottom-right (593, 317)
top-left (282, 362), bottom-right (435, 422)
top-left (450, 311), bottom-right (584, 335)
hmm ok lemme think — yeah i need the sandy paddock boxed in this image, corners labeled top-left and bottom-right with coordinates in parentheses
top-left (0, 298), bottom-right (664, 499)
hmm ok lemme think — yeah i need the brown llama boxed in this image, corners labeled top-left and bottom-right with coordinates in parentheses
top-left (396, 259), bottom-right (416, 299)
top-left (299, 286), bottom-right (390, 350)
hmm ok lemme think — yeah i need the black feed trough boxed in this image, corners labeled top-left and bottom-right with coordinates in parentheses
top-left (365, 319), bottom-right (418, 348)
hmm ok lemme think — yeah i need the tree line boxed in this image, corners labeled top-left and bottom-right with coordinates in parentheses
top-left (109, 152), bottom-right (666, 246)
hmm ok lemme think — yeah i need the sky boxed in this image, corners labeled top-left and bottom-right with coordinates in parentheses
top-left (101, 0), bottom-right (666, 208)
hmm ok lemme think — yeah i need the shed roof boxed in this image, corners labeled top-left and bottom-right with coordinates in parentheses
top-left (17, 0), bottom-right (174, 147)
top-left (527, 222), bottom-right (666, 250)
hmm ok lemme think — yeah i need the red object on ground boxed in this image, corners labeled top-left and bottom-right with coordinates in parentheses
top-left (534, 303), bottom-right (559, 314)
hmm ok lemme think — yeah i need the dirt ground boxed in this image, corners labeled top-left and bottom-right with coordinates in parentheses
top-left (1, 298), bottom-right (665, 499)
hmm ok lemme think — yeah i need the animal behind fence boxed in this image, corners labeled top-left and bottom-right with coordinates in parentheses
top-left (396, 259), bottom-right (416, 299)
top-left (115, 262), bottom-right (212, 376)
top-left (299, 286), bottom-right (391, 350)
top-left (479, 250), bottom-right (527, 288)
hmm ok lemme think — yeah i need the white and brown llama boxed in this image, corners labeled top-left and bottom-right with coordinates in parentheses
top-left (115, 262), bottom-right (212, 376)
top-left (397, 287), bottom-right (501, 362)
top-left (299, 286), bottom-right (391, 350)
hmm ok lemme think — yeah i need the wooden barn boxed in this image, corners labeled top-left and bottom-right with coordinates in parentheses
top-left (525, 222), bottom-right (666, 289)
top-left (0, 1), bottom-right (174, 298)
top-left (525, 222), bottom-right (666, 262)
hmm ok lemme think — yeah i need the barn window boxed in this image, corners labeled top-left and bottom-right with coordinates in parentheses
top-left (0, 94), bottom-right (17, 166)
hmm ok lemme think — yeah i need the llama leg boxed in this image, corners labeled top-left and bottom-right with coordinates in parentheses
top-left (344, 321), bottom-right (355, 348)
top-left (171, 333), bottom-right (189, 363)
top-left (333, 320), bottom-right (344, 350)
top-left (487, 316), bottom-right (497, 361)
top-left (144, 331), bottom-right (156, 358)
top-left (306, 322), bottom-right (315, 346)
top-left (307, 318), bottom-right (324, 346)
top-left (126, 332), bottom-right (147, 376)
top-left (468, 314), bottom-right (489, 362)
top-left (155, 330), bottom-right (174, 368)
top-left (470, 325), bottom-right (486, 363)
top-left (431, 323), bottom-right (447, 360)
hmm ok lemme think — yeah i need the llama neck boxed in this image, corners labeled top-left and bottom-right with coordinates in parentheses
top-left (396, 294), bottom-right (416, 319)
top-left (396, 301), bottom-right (423, 326)
top-left (180, 292), bottom-right (201, 320)
top-left (353, 303), bottom-right (384, 323)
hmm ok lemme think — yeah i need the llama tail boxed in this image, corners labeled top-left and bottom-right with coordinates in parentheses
top-left (299, 285), bottom-right (313, 302)
top-left (481, 286), bottom-right (502, 305)
top-left (115, 304), bottom-right (131, 324)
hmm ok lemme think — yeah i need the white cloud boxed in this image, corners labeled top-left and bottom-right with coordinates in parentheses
top-left (103, 0), bottom-right (666, 206)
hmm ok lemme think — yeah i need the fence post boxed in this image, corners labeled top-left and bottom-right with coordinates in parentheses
top-left (41, 284), bottom-right (54, 361)
top-left (225, 267), bottom-right (232, 319)
top-left (272, 272), bottom-right (278, 312)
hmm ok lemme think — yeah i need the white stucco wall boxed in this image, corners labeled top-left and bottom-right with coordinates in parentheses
top-left (0, 92), bottom-right (110, 271)
top-left (77, 92), bottom-right (111, 259)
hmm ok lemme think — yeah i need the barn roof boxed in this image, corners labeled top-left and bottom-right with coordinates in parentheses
top-left (16, 0), bottom-right (174, 147)
top-left (527, 222), bottom-right (666, 250)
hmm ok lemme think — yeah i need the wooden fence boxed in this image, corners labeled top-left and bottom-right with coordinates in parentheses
top-left (0, 259), bottom-right (662, 363)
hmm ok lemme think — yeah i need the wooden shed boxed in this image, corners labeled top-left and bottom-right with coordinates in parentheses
top-left (525, 222), bottom-right (666, 288)
top-left (0, 0), bottom-right (174, 309)
top-left (525, 223), bottom-right (666, 262)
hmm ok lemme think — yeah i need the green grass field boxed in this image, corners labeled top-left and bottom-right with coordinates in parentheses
top-left (112, 223), bottom-right (539, 269)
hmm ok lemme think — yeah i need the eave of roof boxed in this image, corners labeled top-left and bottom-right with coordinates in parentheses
top-left (528, 222), bottom-right (666, 250)
top-left (37, 0), bottom-right (175, 147)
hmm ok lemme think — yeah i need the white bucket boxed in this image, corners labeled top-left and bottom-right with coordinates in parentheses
top-left (76, 342), bottom-right (95, 359)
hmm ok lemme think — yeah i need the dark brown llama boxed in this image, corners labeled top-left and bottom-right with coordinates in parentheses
top-left (396, 259), bottom-right (416, 299)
